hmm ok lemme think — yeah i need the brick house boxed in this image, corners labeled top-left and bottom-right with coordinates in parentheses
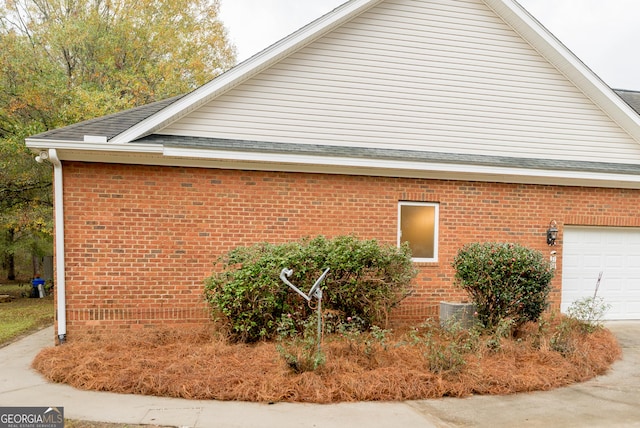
top-left (27, 0), bottom-right (640, 342)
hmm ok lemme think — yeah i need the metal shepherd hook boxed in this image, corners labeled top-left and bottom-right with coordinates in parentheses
top-left (280, 267), bottom-right (330, 354)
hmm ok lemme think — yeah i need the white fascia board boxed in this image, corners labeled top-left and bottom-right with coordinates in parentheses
top-left (162, 146), bottom-right (640, 189)
top-left (486, 0), bottom-right (640, 143)
top-left (108, 0), bottom-right (383, 145)
top-left (22, 140), bottom-right (640, 189)
top-left (25, 138), bottom-right (163, 154)
top-left (25, 137), bottom-right (640, 189)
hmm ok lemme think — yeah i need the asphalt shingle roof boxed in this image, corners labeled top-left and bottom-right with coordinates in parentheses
top-left (25, 86), bottom-right (640, 179)
top-left (28, 95), bottom-right (185, 142)
top-left (140, 134), bottom-right (640, 176)
top-left (615, 89), bottom-right (640, 115)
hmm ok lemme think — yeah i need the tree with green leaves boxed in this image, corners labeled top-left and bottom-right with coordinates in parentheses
top-left (0, 141), bottom-right (52, 280)
top-left (0, 0), bottom-right (237, 279)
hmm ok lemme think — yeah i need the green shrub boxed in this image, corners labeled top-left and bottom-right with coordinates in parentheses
top-left (204, 235), bottom-right (416, 342)
top-left (452, 242), bottom-right (554, 332)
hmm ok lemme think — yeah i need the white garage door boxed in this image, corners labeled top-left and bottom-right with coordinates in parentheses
top-left (562, 227), bottom-right (640, 320)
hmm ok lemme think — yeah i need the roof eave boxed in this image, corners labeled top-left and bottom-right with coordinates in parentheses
top-left (27, 142), bottom-right (640, 190)
top-left (25, 138), bottom-right (163, 154)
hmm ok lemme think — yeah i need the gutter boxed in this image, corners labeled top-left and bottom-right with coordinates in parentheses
top-left (38, 149), bottom-right (67, 344)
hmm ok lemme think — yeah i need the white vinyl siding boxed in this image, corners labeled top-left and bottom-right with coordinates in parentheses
top-left (160, 0), bottom-right (640, 165)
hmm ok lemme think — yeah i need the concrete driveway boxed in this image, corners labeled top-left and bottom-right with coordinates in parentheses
top-left (0, 321), bottom-right (638, 427)
top-left (407, 321), bottom-right (640, 427)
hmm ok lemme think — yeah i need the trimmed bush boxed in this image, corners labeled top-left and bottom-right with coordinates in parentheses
top-left (204, 236), bottom-right (416, 342)
top-left (452, 242), bottom-right (554, 331)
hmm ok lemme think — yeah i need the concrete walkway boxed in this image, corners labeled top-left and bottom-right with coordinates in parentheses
top-left (0, 322), bottom-right (638, 428)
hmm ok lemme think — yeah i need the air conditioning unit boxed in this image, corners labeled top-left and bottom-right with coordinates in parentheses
top-left (439, 302), bottom-right (476, 328)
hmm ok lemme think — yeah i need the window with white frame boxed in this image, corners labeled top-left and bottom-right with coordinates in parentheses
top-left (398, 202), bottom-right (439, 262)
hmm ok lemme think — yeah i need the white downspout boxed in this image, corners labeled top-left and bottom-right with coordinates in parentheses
top-left (48, 149), bottom-right (67, 344)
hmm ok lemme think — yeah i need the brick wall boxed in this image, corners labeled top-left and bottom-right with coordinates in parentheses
top-left (58, 162), bottom-right (640, 336)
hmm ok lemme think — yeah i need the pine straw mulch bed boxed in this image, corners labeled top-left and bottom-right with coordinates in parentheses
top-left (31, 316), bottom-right (621, 403)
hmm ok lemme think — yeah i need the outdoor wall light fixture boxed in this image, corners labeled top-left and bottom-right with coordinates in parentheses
top-left (35, 150), bottom-right (49, 163)
top-left (546, 220), bottom-right (559, 246)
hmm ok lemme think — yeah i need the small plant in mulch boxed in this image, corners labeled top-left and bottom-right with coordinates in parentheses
top-left (275, 313), bottom-right (326, 374)
top-left (31, 312), bottom-right (621, 403)
top-left (566, 272), bottom-right (611, 333)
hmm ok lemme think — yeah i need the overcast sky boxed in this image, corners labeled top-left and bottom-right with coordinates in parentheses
top-left (219, 0), bottom-right (640, 90)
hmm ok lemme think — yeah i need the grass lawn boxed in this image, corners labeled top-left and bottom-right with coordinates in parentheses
top-left (0, 284), bottom-right (140, 428)
top-left (0, 282), bottom-right (54, 346)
